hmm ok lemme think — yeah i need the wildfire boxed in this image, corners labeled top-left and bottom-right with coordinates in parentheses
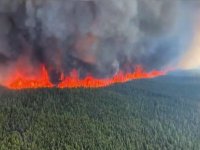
top-left (3, 65), bottom-right (166, 90)
top-left (58, 66), bottom-right (166, 88)
top-left (5, 65), bottom-right (53, 90)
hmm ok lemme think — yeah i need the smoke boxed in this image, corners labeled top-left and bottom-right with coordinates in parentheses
top-left (179, 1), bottom-right (200, 70)
top-left (0, 0), bottom-right (197, 82)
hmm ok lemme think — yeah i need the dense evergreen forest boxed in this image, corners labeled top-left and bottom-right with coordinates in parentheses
top-left (0, 76), bottom-right (200, 150)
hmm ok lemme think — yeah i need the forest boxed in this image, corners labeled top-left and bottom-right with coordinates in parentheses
top-left (0, 76), bottom-right (200, 149)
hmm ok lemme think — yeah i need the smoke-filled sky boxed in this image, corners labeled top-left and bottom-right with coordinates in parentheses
top-left (179, 1), bottom-right (200, 70)
top-left (0, 0), bottom-right (199, 82)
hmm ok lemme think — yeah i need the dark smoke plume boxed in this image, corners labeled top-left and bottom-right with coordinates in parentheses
top-left (0, 0), bottom-right (197, 82)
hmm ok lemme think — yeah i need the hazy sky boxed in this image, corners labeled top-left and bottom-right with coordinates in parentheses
top-left (179, 3), bottom-right (200, 70)
top-left (179, 28), bottom-right (200, 69)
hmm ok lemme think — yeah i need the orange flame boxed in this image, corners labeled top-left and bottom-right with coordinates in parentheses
top-left (58, 66), bottom-right (166, 88)
top-left (2, 65), bottom-right (166, 90)
top-left (5, 65), bottom-right (53, 90)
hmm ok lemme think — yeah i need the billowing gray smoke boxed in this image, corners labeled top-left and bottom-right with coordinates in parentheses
top-left (0, 0), bottom-right (195, 82)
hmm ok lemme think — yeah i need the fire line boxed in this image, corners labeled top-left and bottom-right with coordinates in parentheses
top-left (2, 65), bottom-right (166, 90)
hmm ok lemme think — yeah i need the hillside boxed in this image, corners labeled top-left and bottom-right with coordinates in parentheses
top-left (0, 76), bottom-right (200, 149)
